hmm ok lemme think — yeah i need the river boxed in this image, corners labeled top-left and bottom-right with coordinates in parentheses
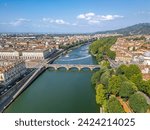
top-left (5, 44), bottom-right (99, 113)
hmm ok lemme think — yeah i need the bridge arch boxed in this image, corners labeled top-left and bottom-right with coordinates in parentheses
top-left (57, 66), bottom-right (68, 71)
top-left (92, 67), bottom-right (100, 71)
top-left (80, 67), bottom-right (92, 71)
top-left (48, 66), bottom-right (56, 71)
top-left (68, 67), bottom-right (79, 71)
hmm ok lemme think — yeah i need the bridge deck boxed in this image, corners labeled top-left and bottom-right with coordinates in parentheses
top-left (46, 64), bottom-right (100, 71)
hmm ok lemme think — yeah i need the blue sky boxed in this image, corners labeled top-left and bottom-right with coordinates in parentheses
top-left (0, 0), bottom-right (150, 33)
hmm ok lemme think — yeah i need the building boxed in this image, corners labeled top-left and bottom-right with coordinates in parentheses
top-left (21, 49), bottom-right (53, 60)
top-left (0, 60), bottom-right (26, 86)
top-left (143, 51), bottom-right (150, 65)
top-left (0, 48), bottom-right (55, 61)
top-left (0, 50), bottom-right (20, 59)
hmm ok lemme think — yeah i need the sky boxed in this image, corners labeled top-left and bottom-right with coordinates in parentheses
top-left (0, 0), bottom-right (150, 33)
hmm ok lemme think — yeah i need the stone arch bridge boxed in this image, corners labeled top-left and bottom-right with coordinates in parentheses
top-left (45, 64), bottom-right (100, 71)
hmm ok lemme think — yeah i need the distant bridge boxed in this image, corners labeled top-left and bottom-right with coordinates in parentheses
top-left (45, 64), bottom-right (100, 71)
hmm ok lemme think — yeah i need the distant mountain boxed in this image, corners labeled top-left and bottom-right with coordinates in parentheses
top-left (96, 23), bottom-right (150, 35)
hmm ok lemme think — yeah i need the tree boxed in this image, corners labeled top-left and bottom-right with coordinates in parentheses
top-left (116, 64), bottom-right (128, 75)
top-left (108, 75), bottom-right (122, 95)
top-left (89, 40), bottom-right (103, 55)
top-left (91, 67), bottom-right (108, 85)
top-left (100, 60), bottom-right (110, 68)
top-left (107, 50), bottom-right (116, 60)
top-left (119, 81), bottom-right (137, 99)
top-left (130, 74), bottom-right (142, 88)
top-left (96, 84), bottom-right (106, 106)
top-left (100, 70), bottom-right (110, 87)
top-left (96, 53), bottom-right (103, 62)
top-left (91, 71), bottom-right (101, 85)
top-left (129, 93), bottom-right (148, 113)
top-left (125, 64), bottom-right (142, 80)
top-left (138, 80), bottom-right (150, 96)
top-left (107, 96), bottom-right (125, 113)
top-left (116, 64), bottom-right (142, 82)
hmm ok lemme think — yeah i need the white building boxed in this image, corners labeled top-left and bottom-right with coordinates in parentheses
top-left (0, 60), bottom-right (26, 86)
top-left (132, 51), bottom-right (150, 65)
top-left (0, 50), bottom-right (20, 59)
top-left (0, 48), bottom-right (56, 60)
top-left (132, 51), bottom-right (150, 74)
top-left (143, 51), bottom-right (150, 65)
top-left (21, 49), bottom-right (53, 60)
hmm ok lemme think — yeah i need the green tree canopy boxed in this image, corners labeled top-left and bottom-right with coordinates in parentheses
top-left (91, 67), bottom-right (108, 86)
top-left (116, 64), bottom-right (128, 75)
top-left (138, 80), bottom-right (150, 96)
top-left (129, 93), bottom-right (148, 113)
top-left (91, 71), bottom-right (101, 85)
top-left (107, 50), bottom-right (116, 60)
top-left (96, 84), bottom-right (106, 106)
top-left (130, 74), bottom-right (142, 88)
top-left (108, 75), bottom-right (122, 95)
top-left (107, 96), bottom-right (125, 113)
top-left (126, 64), bottom-right (142, 80)
top-left (100, 70), bottom-right (111, 87)
top-left (100, 60), bottom-right (110, 68)
top-left (119, 81), bottom-right (137, 99)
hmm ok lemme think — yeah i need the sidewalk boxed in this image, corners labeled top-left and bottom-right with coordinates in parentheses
top-left (117, 97), bottom-right (133, 113)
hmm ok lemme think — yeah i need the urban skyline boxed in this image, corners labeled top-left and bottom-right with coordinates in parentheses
top-left (0, 0), bottom-right (150, 33)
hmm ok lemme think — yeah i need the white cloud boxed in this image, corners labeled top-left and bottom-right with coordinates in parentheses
top-left (77, 12), bottom-right (95, 19)
top-left (42, 18), bottom-right (69, 25)
top-left (0, 18), bottom-right (31, 26)
top-left (100, 15), bottom-right (123, 21)
top-left (10, 18), bottom-right (31, 26)
top-left (55, 19), bottom-right (67, 24)
top-left (77, 12), bottom-right (124, 24)
top-left (77, 14), bottom-right (86, 19)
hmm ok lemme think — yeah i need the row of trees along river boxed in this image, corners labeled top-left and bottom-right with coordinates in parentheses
top-left (89, 37), bottom-right (150, 113)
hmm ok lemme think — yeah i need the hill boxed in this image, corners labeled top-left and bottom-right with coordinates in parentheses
top-left (96, 23), bottom-right (150, 35)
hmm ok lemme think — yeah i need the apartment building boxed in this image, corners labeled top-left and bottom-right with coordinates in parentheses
top-left (0, 60), bottom-right (26, 86)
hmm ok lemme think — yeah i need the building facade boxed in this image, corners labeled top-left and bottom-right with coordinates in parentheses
top-left (0, 51), bottom-right (20, 59)
top-left (21, 49), bottom-right (52, 60)
top-left (0, 60), bottom-right (26, 86)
